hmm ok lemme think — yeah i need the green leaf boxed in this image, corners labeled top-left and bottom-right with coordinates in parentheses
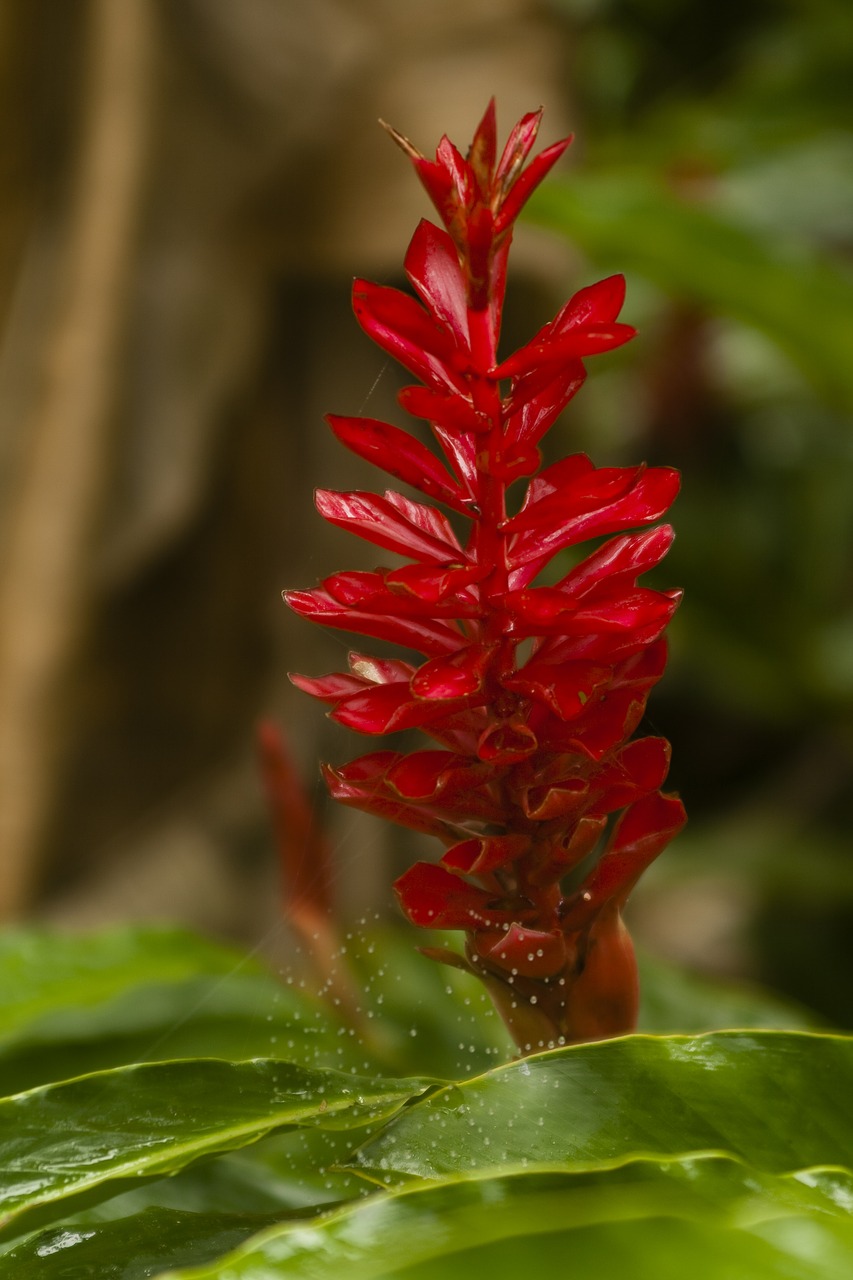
top-left (0, 926), bottom-right (373, 1093)
top-left (0, 1207), bottom-right (289, 1280)
top-left (0, 1128), bottom-right (373, 1272)
top-left (347, 1031), bottom-right (853, 1184)
top-left (101, 1160), bottom-right (853, 1279)
top-left (0, 1058), bottom-right (431, 1241)
top-left (528, 173), bottom-right (853, 412)
top-left (0, 927), bottom-right (247, 1042)
top-left (0, 974), bottom-right (360, 1097)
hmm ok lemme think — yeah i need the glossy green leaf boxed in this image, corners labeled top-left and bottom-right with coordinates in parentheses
top-left (0, 1207), bottom-right (288, 1279)
top-left (0, 1058), bottom-right (430, 1241)
top-left (0, 1129), bottom-right (372, 1272)
top-left (78, 1130), bottom-right (368, 1216)
top-left (107, 1159), bottom-right (853, 1279)
top-left (528, 174), bottom-right (853, 412)
top-left (347, 1031), bottom-right (853, 1183)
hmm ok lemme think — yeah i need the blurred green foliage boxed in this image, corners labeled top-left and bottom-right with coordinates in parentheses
top-left (536, 0), bottom-right (853, 1023)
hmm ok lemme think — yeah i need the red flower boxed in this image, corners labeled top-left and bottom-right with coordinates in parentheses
top-left (286, 101), bottom-right (685, 1052)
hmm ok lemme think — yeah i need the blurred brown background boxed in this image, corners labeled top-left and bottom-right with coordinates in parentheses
top-left (0, 0), bottom-right (570, 933)
top-left (2, 0), bottom-right (852, 1027)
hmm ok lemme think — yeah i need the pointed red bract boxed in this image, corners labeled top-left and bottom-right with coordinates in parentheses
top-left (352, 279), bottom-right (469, 392)
top-left (404, 220), bottom-right (470, 345)
top-left (314, 489), bottom-right (463, 563)
top-left (286, 104), bottom-right (684, 1052)
top-left (326, 414), bottom-right (469, 513)
top-left (394, 862), bottom-right (519, 930)
top-left (494, 322), bottom-right (635, 379)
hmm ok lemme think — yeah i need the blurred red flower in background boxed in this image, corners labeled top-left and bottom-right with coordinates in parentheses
top-left (286, 101), bottom-right (685, 1053)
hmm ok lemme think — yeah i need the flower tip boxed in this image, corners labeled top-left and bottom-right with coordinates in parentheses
top-left (378, 117), bottom-right (423, 161)
top-left (472, 96), bottom-right (498, 140)
top-left (469, 98), bottom-right (498, 186)
top-left (319, 761), bottom-right (340, 790)
top-left (551, 131), bottom-right (574, 156)
top-left (287, 670), bottom-right (322, 696)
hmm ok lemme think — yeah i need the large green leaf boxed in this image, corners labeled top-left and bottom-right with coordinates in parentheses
top-left (0, 1128), bottom-right (374, 1273)
top-left (0, 927), bottom-right (373, 1092)
top-left (0, 931), bottom-right (838, 1277)
top-left (55, 1159), bottom-right (847, 1280)
top-left (0, 1058), bottom-right (430, 1241)
top-left (347, 1031), bottom-right (853, 1183)
top-left (1, 1207), bottom-right (290, 1279)
top-left (528, 173), bottom-right (853, 412)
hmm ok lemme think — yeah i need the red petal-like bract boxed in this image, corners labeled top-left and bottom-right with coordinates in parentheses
top-left (286, 101), bottom-right (685, 1053)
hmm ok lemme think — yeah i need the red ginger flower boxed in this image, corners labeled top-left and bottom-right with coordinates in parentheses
top-left (286, 101), bottom-right (686, 1053)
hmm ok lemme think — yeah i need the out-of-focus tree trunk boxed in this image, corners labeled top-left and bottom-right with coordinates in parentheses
top-left (0, 0), bottom-right (153, 915)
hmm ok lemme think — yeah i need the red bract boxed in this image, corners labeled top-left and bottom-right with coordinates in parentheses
top-left (286, 101), bottom-right (686, 1053)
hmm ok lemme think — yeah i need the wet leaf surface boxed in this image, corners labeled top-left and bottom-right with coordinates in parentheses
top-left (76, 1159), bottom-right (853, 1279)
top-left (0, 1059), bottom-right (431, 1241)
top-left (348, 1031), bottom-right (853, 1182)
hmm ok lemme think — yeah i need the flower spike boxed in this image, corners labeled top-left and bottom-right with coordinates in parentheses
top-left (287, 105), bottom-right (685, 1053)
